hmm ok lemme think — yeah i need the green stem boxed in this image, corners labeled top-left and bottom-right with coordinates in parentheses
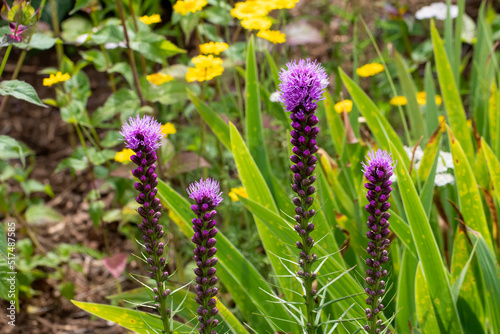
top-left (0, 44), bottom-right (13, 79)
top-left (49, 0), bottom-right (63, 65)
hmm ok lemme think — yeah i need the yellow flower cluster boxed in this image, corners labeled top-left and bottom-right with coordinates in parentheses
top-left (139, 14), bottom-right (162, 25)
top-left (200, 42), bottom-right (229, 55)
top-left (186, 55), bottom-right (224, 82)
top-left (231, 0), bottom-right (289, 39)
top-left (161, 122), bottom-right (177, 137)
top-left (241, 16), bottom-right (272, 30)
top-left (43, 72), bottom-right (70, 87)
top-left (334, 99), bottom-right (353, 113)
top-left (173, 0), bottom-right (207, 16)
top-left (389, 96), bottom-right (407, 106)
top-left (416, 91), bottom-right (442, 106)
top-left (146, 73), bottom-right (174, 85)
top-left (356, 63), bottom-right (384, 77)
top-left (114, 148), bottom-right (134, 164)
top-left (256, 29), bottom-right (286, 44)
top-left (228, 186), bottom-right (247, 201)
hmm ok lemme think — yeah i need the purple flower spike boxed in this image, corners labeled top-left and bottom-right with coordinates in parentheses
top-left (187, 178), bottom-right (222, 334)
top-left (362, 149), bottom-right (395, 334)
top-left (277, 58), bottom-right (329, 112)
top-left (120, 114), bottom-right (164, 152)
top-left (120, 115), bottom-right (171, 330)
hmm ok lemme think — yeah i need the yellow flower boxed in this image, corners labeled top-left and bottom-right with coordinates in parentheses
top-left (200, 41), bottom-right (229, 55)
top-left (191, 54), bottom-right (223, 68)
top-left (438, 115), bottom-right (446, 132)
top-left (228, 187), bottom-right (247, 202)
top-left (43, 72), bottom-right (71, 87)
top-left (114, 148), bottom-right (135, 164)
top-left (389, 96), bottom-right (407, 106)
top-left (186, 55), bottom-right (224, 82)
top-left (246, 0), bottom-right (279, 11)
top-left (230, 1), bottom-right (269, 19)
top-left (161, 123), bottom-right (177, 137)
top-left (173, 0), bottom-right (207, 15)
top-left (139, 14), bottom-right (162, 25)
top-left (271, 0), bottom-right (300, 9)
top-left (257, 30), bottom-right (286, 44)
top-left (334, 99), bottom-right (353, 113)
top-left (356, 63), bottom-right (384, 77)
top-left (241, 16), bottom-right (272, 30)
top-left (146, 73), bottom-right (174, 85)
top-left (416, 91), bottom-right (443, 106)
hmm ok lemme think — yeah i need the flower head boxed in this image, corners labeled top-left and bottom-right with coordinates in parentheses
top-left (228, 187), bottom-right (247, 201)
top-left (277, 58), bottom-right (329, 112)
top-left (241, 16), bottom-right (272, 30)
top-left (389, 96), bottom-right (407, 106)
top-left (200, 41), bottom-right (229, 55)
top-left (187, 178), bottom-right (223, 207)
top-left (230, 1), bottom-right (269, 19)
top-left (186, 55), bottom-right (224, 82)
top-left (334, 99), bottom-right (353, 113)
top-left (43, 72), bottom-right (71, 87)
top-left (161, 123), bottom-right (177, 137)
top-left (114, 148), bottom-right (135, 164)
top-left (272, 0), bottom-right (300, 9)
top-left (120, 115), bottom-right (164, 152)
top-left (416, 91), bottom-right (442, 106)
top-left (139, 14), bottom-right (162, 25)
top-left (415, 2), bottom-right (458, 20)
top-left (146, 73), bottom-right (174, 85)
top-left (361, 149), bottom-right (396, 181)
top-left (356, 63), bottom-right (384, 77)
top-left (257, 29), bottom-right (286, 44)
top-left (173, 0), bottom-right (207, 15)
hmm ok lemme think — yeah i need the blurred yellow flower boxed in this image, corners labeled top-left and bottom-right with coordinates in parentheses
top-left (228, 187), bottom-right (247, 201)
top-left (114, 148), bottom-right (134, 164)
top-left (416, 91), bottom-right (443, 106)
top-left (438, 115), bottom-right (446, 132)
top-left (241, 16), bottom-right (272, 30)
top-left (191, 54), bottom-right (223, 68)
top-left (161, 123), bottom-right (177, 137)
top-left (272, 0), bottom-right (300, 9)
top-left (146, 73), bottom-right (174, 85)
top-left (186, 66), bottom-right (224, 82)
top-left (334, 99), bottom-right (353, 113)
top-left (173, 0), bottom-right (207, 15)
top-left (43, 72), bottom-right (71, 87)
top-left (230, 2), bottom-right (269, 19)
top-left (200, 41), bottom-right (229, 55)
top-left (139, 14), bottom-right (162, 25)
top-left (389, 96), bottom-right (407, 106)
top-left (356, 63), bottom-right (384, 77)
top-left (257, 30), bottom-right (286, 44)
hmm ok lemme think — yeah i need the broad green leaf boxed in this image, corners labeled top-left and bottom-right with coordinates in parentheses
top-left (156, 181), bottom-right (292, 332)
top-left (188, 89), bottom-right (230, 150)
top-left (418, 129), bottom-right (442, 182)
top-left (447, 127), bottom-right (493, 252)
top-left (395, 52), bottom-right (427, 140)
top-left (396, 249), bottom-right (417, 334)
top-left (89, 200), bottom-right (104, 229)
top-left (72, 301), bottom-right (191, 333)
top-left (391, 142), bottom-right (463, 334)
top-left (130, 39), bottom-right (185, 64)
top-left (489, 81), bottom-right (500, 155)
top-left (467, 229), bottom-right (500, 334)
top-left (482, 138), bottom-right (500, 203)
top-left (25, 205), bottom-right (62, 225)
top-left (415, 263), bottom-right (440, 334)
top-left (244, 36), bottom-right (273, 192)
top-left (0, 80), bottom-right (46, 107)
top-left (388, 210), bottom-right (417, 258)
top-left (339, 69), bottom-right (410, 169)
top-left (431, 21), bottom-right (474, 164)
top-left (15, 33), bottom-right (58, 50)
top-left (424, 62), bottom-right (439, 134)
top-left (323, 91), bottom-right (345, 158)
top-left (70, 0), bottom-right (95, 15)
top-left (0, 135), bottom-right (29, 165)
top-left (80, 50), bottom-right (108, 72)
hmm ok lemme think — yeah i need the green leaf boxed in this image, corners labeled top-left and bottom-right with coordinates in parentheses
top-left (15, 33), bottom-right (58, 50)
top-left (418, 129), bottom-right (442, 182)
top-left (130, 39), bottom-right (185, 64)
top-left (90, 25), bottom-right (124, 44)
top-left (156, 181), bottom-right (292, 333)
top-left (391, 142), bottom-right (464, 334)
top-left (447, 127), bottom-right (493, 252)
top-left (61, 17), bottom-right (93, 43)
top-left (482, 137), bottom-right (500, 203)
top-left (0, 80), bottom-right (46, 107)
top-left (431, 21), bottom-right (474, 164)
top-left (92, 89), bottom-right (140, 127)
top-left (89, 201), bottom-right (104, 228)
top-left (72, 301), bottom-right (192, 333)
top-left (80, 50), bottom-right (108, 72)
top-left (0, 135), bottom-right (29, 165)
top-left (339, 69), bottom-right (410, 169)
top-left (188, 89), bottom-right (230, 150)
top-left (396, 249), bottom-right (417, 334)
top-left (245, 36), bottom-right (273, 192)
top-left (424, 62), bottom-right (439, 134)
top-left (25, 204), bottom-right (62, 225)
top-left (415, 263), bottom-right (440, 334)
top-left (70, 0), bottom-right (95, 15)
top-left (323, 91), bottom-right (345, 157)
top-left (489, 81), bottom-right (500, 156)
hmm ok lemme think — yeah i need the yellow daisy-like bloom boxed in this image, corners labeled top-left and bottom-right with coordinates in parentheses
top-left (230, 1), bottom-right (269, 19)
top-left (43, 72), bottom-right (71, 87)
top-left (200, 41), bottom-right (229, 55)
top-left (173, 0), bottom-right (207, 16)
top-left (146, 73), bottom-right (174, 85)
top-left (228, 186), bottom-right (247, 202)
top-left (272, 0), bottom-right (300, 9)
top-left (334, 99), bottom-right (353, 113)
top-left (416, 91), bottom-right (443, 106)
top-left (257, 30), bottom-right (286, 44)
top-left (191, 54), bottom-right (223, 68)
top-left (241, 16), bottom-right (272, 30)
top-left (246, 0), bottom-right (278, 11)
top-left (186, 55), bottom-right (224, 82)
top-left (356, 63), bottom-right (384, 77)
top-left (438, 115), bottom-right (446, 132)
top-left (161, 122), bottom-right (177, 137)
top-left (389, 96), bottom-right (408, 106)
top-left (139, 14), bottom-right (162, 25)
top-left (114, 148), bottom-right (135, 164)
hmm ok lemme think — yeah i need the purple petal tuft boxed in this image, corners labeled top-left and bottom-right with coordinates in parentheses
top-left (120, 115), bottom-right (164, 152)
top-left (187, 178), bottom-right (223, 207)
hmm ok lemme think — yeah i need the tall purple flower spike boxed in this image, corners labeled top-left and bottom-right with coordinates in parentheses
top-left (277, 58), bottom-right (328, 333)
top-left (361, 149), bottom-right (395, 334)
top-left (121, 115), bottom-right (171, 330)
top-left (187, 178), bottom-right (223, 334)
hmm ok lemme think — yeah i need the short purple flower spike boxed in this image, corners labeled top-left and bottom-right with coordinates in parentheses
top-left (187, 178), bottom-right (223, 334)
top-left (277, 58), bottom-right (329, 112)
top-left (120, 114), bottom-right (164, 152)
top-left (362, 149), bottom-right (395, 334)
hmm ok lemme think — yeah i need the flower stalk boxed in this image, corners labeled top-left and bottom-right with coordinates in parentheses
top-left (362, 149), bottom-right (395, 334)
